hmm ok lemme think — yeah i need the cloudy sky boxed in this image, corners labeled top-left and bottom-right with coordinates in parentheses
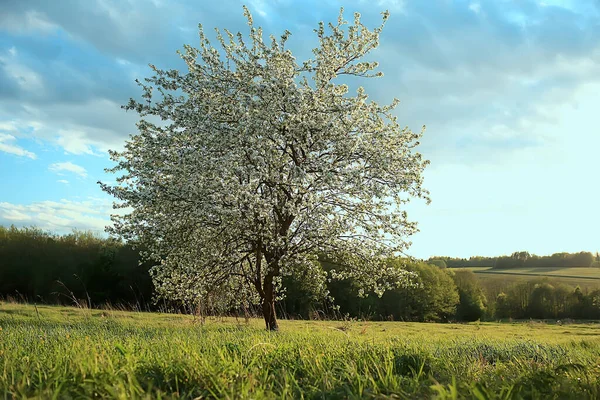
top-left (0, 0), bottom-right (598, 259)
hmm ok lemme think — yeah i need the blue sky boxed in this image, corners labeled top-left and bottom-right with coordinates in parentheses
top-left (0, 0), bottom-right (599, 259)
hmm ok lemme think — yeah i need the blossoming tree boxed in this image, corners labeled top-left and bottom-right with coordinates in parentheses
top-left (101, 7), bottom-right (430, 330)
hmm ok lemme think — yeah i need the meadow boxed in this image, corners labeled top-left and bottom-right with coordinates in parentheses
top-left (464, 266), bottom-right (600, 280)
top-left (2, 302), bottom-right (600, 399)
top-left (456, 266), bottom-right (600, 298)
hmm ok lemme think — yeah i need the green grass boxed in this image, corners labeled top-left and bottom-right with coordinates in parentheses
top-left (3, 302), bottom-right (600, 399)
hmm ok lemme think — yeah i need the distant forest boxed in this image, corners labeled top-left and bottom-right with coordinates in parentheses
top-left (2, 225), bottom-right (600, 321)
top-left (428, 251), bottom-right (600, 269)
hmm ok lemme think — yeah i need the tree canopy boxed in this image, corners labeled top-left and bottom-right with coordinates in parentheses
top-left (100, 7), bottom-right (429, 330)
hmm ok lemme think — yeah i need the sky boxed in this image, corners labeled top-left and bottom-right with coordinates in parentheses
top-left (0, 0), bottom-right (599, 259)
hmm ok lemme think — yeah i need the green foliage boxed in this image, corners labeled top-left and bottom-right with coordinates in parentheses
top-left (279, 265), bottom-right (330, 319)
top-left (495, 292), bottom-right (511, 319)
top-left (0, 225), bottom-right (153, 309)
top-left (428, 259), bottom-right (447, 269)
top-left (380, 260), bottom-right (459, 322)
top-left (451, 270), bottom-right (487, 321)
top-left (323, 260), bottom-right (461, 321)
top-left (3, 303), bottom-right (600, 399)
top-left (482, 278), bottom-right (600, 320)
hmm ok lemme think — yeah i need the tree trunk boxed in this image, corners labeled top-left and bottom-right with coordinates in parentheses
top-left (261, 275), bottom-right (279, 331)
top-left (262, 297), bottom-right (278, 331)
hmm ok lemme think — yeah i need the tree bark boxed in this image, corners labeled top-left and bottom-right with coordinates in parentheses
top-left (261, 274), bottom-right (279, 331)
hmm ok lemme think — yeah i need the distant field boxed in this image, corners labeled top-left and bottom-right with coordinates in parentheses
top-left (488, 274), bottom-right (600, 289)
top-left (451, 266), bottom-right (600, 295)
top-left (454, 266), bottom-right (600, 277)
top-left (466, 266), bottom-right (600, 279)
top-left (3, 302), bottom-right (600, 398)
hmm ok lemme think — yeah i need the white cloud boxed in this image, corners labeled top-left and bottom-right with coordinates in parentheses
top-left (0, 58), bottom-right (45, 93)
top-left (0, 10), bottom-right (59, 34)
top-left (0, 121), bottom-right (19, 132)
top-left (48, 161), bottom-right (88, 178)
top-left (0, 98), bottom-right (146, 156)
top-left (57, 179), bottom-right (69, 184)
top-left (0, 133), bottom-right (37, 159)
top-left (0, 199), bottom-right (115, 234)
top-left (248, 0), bottom-right (268, 18)
top-left (56, 129), bottom-right (97, 155)
top-left (469, 2), bottom-right (481, 14)
top-left (0, 207), bottom-right (32, 222)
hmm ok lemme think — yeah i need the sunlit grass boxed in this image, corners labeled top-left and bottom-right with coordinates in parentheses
top-left (2, 302), bottom-right (600, 398)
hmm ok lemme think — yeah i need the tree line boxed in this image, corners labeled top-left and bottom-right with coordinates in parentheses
top-left (0, 226), bottom-right (154, 310)
top-left (494, 281), bottom-right (600, 320)
top-left (429, 251), bottom-right (600, 269)
top-left (2, 225), bottom-right (600, 321)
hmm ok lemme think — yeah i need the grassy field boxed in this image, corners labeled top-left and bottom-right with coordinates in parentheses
top-left (453, 266), bottom-right (600, 295)
top-left (2, 303), bottom-right (600, 399)
top-left (463, 266), bottom-right (600, 279)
